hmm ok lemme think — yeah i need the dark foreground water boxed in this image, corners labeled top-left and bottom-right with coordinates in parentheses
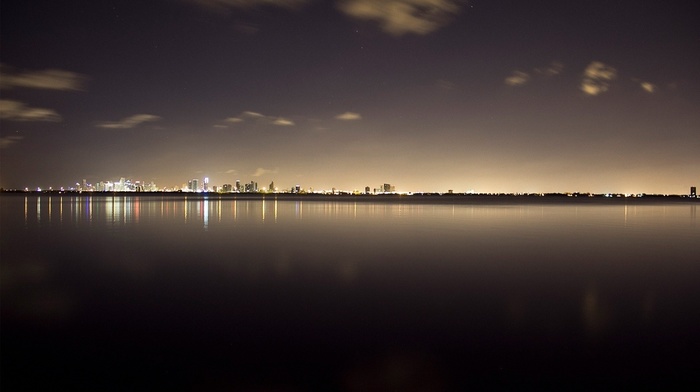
top-left (2, 194), bottom-right (699, 390)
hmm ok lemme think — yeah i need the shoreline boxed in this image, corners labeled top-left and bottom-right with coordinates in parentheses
top-left (1, 191), bottom-right (697, 204)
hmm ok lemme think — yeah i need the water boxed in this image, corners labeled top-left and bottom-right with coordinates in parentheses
top-left (2, 194), bottom-right (699, 390)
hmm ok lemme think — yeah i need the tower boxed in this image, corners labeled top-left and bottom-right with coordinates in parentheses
top-left (692, 186), bottom-right (697, 197)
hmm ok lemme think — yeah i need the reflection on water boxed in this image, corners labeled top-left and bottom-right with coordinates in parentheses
top-left (2, 195), bottom-right (699, 390)
top-left (14, 195), bottom-right (700, 230)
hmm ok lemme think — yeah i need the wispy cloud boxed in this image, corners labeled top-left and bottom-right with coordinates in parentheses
top-left (534, 61), bottom-right (564, 76)
top-left (335, 112), bottom-right (362, 120)
top-left (436, 79), bottom-right (456, 90)
top-left (252, 167), bottom-right (278, 177)
top-left (638, 81), bottom-right (656, 93)
top-left (98, 114), bottom-right (161, 129)
top-left (504, 71), bottom-right (530, 87)
top-left (337, 0), bottom-right (466, 36)
top-left (0, 64), bottom-right (86, 91)
top-left (220, 111), bottom-right (295, 127)
top-left (0, 135), bottom-right (24, 149)
top-left (0, 99), bottom-right (62, 122)
top-left (242, 111), bottom-right (264, 118)
top-left (581, 61), bottom-right (617, 96)
top-left (272, 117), bottom-right (295, 126)
top-left (505, 61), bottom-right (564, 87)
top-left (224, 169), bottom-right (238, 174)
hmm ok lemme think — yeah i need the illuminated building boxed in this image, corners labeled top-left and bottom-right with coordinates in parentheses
top-left (235, 180), bottom-right (241, 192)
top-left (269, 181), bottom-right (275, 192)
top-left (204, 177), bottom-right (209, 192)
top-left (692, 186), bottom-right (697, 197)
top-left (190, 179), bottom-right (199, 192)
top-left (365, 186), bottom-right (370, 194)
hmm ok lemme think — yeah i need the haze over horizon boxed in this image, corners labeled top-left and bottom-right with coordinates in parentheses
top-left (1, 0), bottom-right (698, 194)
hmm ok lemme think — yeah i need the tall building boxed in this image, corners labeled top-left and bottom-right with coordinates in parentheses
top-left (235, 180), bottom-right (241, 192)
top-left (204, 177), bottom-right (209, 192)
top-left (365, 186), bottom-right (370, 194)
top-left (190, 179), bottom-right (199, 192)
top-left (269, 181), bottom-right (275, 192)
top-left (692, 186), bottom-right (697, 197)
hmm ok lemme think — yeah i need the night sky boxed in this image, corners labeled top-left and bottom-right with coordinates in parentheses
top-left (1, 0), bottom-right (698, 193)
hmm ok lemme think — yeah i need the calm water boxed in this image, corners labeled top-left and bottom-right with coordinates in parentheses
top-left (2, 194), bottom-right (699, 390)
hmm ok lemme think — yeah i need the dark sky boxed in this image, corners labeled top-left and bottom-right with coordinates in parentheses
top-left (1, 0), bottom-right (698, 193)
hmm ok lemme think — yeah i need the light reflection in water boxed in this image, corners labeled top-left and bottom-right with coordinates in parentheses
top-left (12, 196), bottom-right (699, 238)
top-left (3, 194), bottom-right (699, 390)
top-left (203, 198), bottom-right (209, 230)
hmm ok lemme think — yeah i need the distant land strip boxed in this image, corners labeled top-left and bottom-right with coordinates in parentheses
top-left (1, 190), bottom-right (697, 204)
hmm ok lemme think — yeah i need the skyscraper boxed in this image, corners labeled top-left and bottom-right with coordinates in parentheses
top-left (190, 179), bottom-right (199, 192)
top-left (204, 177), bottom-right (209, 192)
top-left (235, 180), bottom-right (241, 192)
top-left (692, 186), bottom-right (697, 197)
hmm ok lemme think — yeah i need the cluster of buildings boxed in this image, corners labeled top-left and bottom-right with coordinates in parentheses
top-left (18, 177), bottom-right (698, 197)
top-left (184, 178), bottom-right (397, 195)
top-left (75, 178), bottom-right (158, 192)
top-left (60, 177), bottom-right (401, 195)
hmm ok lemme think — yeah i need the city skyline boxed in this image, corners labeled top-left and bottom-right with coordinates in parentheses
top-left (1, 0), bottom-right (698, 194)
top-left (3, 172), bottom-right (697, 197)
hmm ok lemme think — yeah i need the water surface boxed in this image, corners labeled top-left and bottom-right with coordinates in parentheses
top-left (2, 195), bottom-right (699, 389)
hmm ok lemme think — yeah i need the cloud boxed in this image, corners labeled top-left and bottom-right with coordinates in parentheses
top-left (0, 99), bottom-right (62, 122)
top-left (505, 61), bottom-right (564, 87)
top-left (335, 112), bottom-right (362, 120)
top-left (252, 167), bottom-right (278, 177)
top-left (337, 0), bottom-right (466, 36)
top-left (639, 81), bottom-right (656, 93)
top-left (272, 117), bottom-right (295, 126)
top-left (581, 61), bottom-right (617, 96)
top-left (223, 111), bottom-right (295, 126)
top-left (436, 79), bottom-right (456, 90)
top-left (0, 135), bottom-right (24, 149)
top-left (0, 64), bottom-right (86, 91)
top-left (224, 169), bottom-right (238, 174)
top-left (504, 71), bottom-right (530, 87)
top-left (242, 111), bottom-right (264, 118)
top-left (98, 114), bottom-right (161, 129)
top-left (535, 61), bottom-right (564, 76)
